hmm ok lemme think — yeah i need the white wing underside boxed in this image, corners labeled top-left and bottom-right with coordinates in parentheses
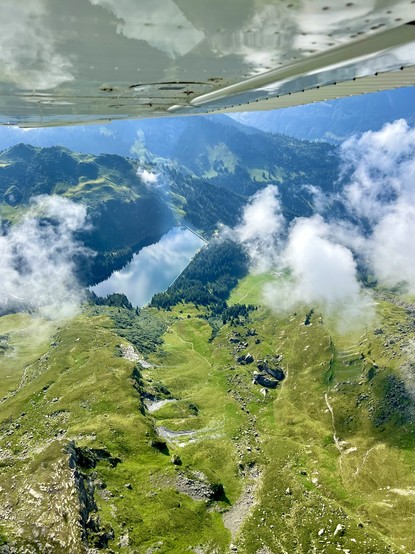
top-left (1, 0), bottom-right (414, 127)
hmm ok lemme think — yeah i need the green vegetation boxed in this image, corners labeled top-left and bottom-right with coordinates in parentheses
top-left (0, 116), bottom-right (341, 288)
top-left (151, 240), bottom-right (249, 312)
top-left (1, 268), bottom-right (414, 552)
top-left (0, 313), bottom-right (231, 552)
top-left (372, 374), bottom-right (414, 429)
top-left (89, 301), bottom-right (168, 354)
top-left (0, 144), bottom-right (177, 285)
top-left (0, 127), bottom-right (413, 552)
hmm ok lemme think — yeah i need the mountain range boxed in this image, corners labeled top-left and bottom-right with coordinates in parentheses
top-left (0, 112), bottom-right (414, 554)
top-left (230, 87), bottom-right (415, 142)
top-left (0, 115), bottom-right (339, 284)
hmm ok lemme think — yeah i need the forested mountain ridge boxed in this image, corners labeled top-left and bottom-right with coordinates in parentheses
top-left (231, 87), bottom-right (415, 142)
top-left (0, 116), bottom-right (341, 284)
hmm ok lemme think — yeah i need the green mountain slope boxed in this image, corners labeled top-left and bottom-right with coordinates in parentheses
top-left (1, 259), bottom-right (414, 553)
top-left (0, 144), bottom-right (175, 284)
top-left (0, 120), bottom-right (340, 286)
top-left (1, 120), bottom-right (413, 553)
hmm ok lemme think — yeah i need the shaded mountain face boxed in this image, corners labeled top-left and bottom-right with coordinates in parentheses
top-left (0, 144), bottom-right (175, 284)
top-left (0, 116), bottom-right (341, 284)
top-left (230, 87), bottom-right (415, 143)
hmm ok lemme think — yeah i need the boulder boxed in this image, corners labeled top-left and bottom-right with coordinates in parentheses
top-left (237, 353), bottom-right (254, 365)
top-left (253, 373), bottom-right (278, 389)
top-left (265, 366), bottom-right (285, 381)
top-left (257, 361), bottom-right (285, 381)
top-left (333, 523), bottom-right (345, 536)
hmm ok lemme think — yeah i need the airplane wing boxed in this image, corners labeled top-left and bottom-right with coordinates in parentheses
top-left (1, 0), bottom-right (414, 127)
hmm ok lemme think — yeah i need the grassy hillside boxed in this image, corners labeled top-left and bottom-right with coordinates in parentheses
top-left (0, 272), bottom-right (413, 553)
top-left (0, 143), bottom-right (250, 285)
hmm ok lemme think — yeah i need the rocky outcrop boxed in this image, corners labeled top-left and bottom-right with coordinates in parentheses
top-left (253, 374), bottom-right (279, 389)
top-left (68, 444), bottom-right (121, 469)
top-left (257, 360), bottom-right (285, 381)
top-left (237, 353), bottom-right (254, 365)
top-left (253, 358), bottom-right (285, 388)
top-left (176, 472), bottom-right (224, 502)
top-left (67, 442), bottom-right (116, 550)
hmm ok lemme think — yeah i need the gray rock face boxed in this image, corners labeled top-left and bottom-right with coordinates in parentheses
top-left (176, 472), bottom-right (224, 501)
top-left (237, 353), bottom-right (254, 365)
top-left (253, 374), bottom-right (279, 389)
top-left (257, 360), bottom-right (285, 381)
top-left (66, 442), bottom-right (116, 550)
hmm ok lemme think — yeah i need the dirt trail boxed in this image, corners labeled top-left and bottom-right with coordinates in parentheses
top-left (223, 466), bottom-right (262, 541)
top-left (171, 328), bottom-right (212, 367)
top-left (324, 392), bottom-right (342, 454)
top-left (232, 279), bottom-right (268, 304)
top-left (353, 444), bottom-right (382, 479)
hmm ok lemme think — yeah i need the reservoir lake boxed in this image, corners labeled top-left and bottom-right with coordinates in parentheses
top-left (92, 227), bottom-right (206, 307)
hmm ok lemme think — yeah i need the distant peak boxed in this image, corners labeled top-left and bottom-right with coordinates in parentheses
top-left (4, 142), bottom-right (37, 156)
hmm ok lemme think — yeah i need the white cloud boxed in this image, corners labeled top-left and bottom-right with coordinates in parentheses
top-left (137, 167), bottom-right (159, 186)
top-left (227, 119), bottom-right (414, 329)
top-left (99, 126), bottom-right (115, 138)
top-left (263, 215), bottom-right (373, 330)
top-left (283, 216), bottom-right (362, 308)
top-left (341, 119), bottom-right (415, 224)
top-left (370, 202), bottom-right (415, 293)
top-left (0, 196), bottom-right (89, 319)
top-left (0, 0), bottom-right (74, 90)
top-left (228, 183), bottom-right (374, 330)
top-left (301, 184), bottom-right (329, 213)
top-left (340, 119), bottom-right (415, 291)
top-left (229, 185), bottom-right (285, 272)
top-left (228, 186), bottom-right (372, 327)
top-left (90, 0), bottom-right (204, 59)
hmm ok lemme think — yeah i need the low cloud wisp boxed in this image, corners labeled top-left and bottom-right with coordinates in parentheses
top-left (0, 196), bottom-right (89, 319)
top-left (227, 185), bottom-right (285, 272)
top-left (137, 167), bottom-right (159, 186)
top-left (230, 119), bottom-right (415, 328)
